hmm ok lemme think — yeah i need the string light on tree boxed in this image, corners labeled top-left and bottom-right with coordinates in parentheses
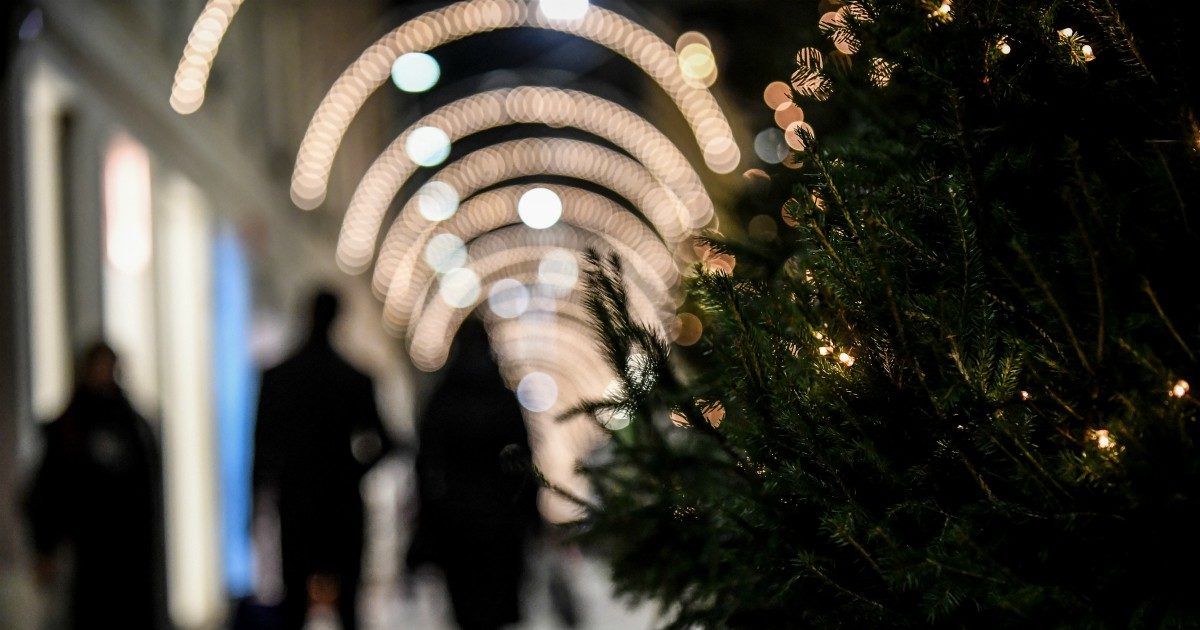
top-left (997, 38), bottom-right (1012, 55)
top-left (1171, 379), bottom-right (1190, 398)
top-left (1091, 429), bottom-right (1116, 450)
top-left (837, 352), bottom-right (855, 367)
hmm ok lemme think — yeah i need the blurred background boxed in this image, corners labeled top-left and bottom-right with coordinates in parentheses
top-left (0, 0), bottom-right (812, 627)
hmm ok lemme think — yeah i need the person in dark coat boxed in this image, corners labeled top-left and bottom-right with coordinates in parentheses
top-left (253, 289), bottom-right (392, 630)
top-left (26, 341), bottom-right (162, 630)
top-left (405, 318), bottom-right (541, 630)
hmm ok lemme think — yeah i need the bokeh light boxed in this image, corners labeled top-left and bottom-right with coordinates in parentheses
top-left (391, 52), bottom-right (440, 93)
top-left (404, 126), bottom-right (451, 167)
top-left (538, 248), bottom-right (579, 296)
top-left (518, 187), bottom-right (564, 229)
top-left (488, 278), bottom-right (531, 319)
top-left (754, 128), bottom-right (789, 164)
top-left (538, 0), bottom-right (590, 21)
top-left (517, 371), bottom-right (559, 412)
top-left (438, 267), bottom-right (481, 308)
top-left (415, 181), bottom-right (460, 221)
top-left (423, 233), bottom-right (467, 273)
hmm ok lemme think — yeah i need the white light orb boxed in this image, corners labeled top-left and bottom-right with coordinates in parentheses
top-left (405, 126), bottom-right (451, 167)
top-left (424, 233), bottom-right (467, 273)
top-left (754, 128), bottom-right (788, 164)
top-left (438, 267), bottom-right (481, 308)
top-left (538, 248), bottom-right (578, 296)
top-left (391, 52), bottom-right (440, 93)
top-left (518, 187), bottom-right (563, 229)
top-left (598, 407), bottom-right (632, 431)
top-left (416, 181), bottom-right (460, 221)
top-left (517, 371), bottom-right (558, 412)
top-left (538, 0), bottom-right (589, 21)
top-left (678, 43), bottom-right (717, 84)
top-left (488, 278), bottom-right (531, 319)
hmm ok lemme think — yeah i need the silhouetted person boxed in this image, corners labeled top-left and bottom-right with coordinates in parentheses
top-left (26, 342), bottom-right (161, 629)
top-left (253, 290), bottom-right (391, 630)
top-left (405, 319), bottom-right (540, 630)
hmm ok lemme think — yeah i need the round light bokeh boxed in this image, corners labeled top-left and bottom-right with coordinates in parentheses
top-left (517, 187), bottom-right (563, 229)
top-left (754, 128), bottom-right (789, 164)
top-left (538, 0), bottom-right (589, 21)
top-left (423, 233), bottom-right (467, 273)
top-left (538, 248), bottom-right (579, 296)
top-left (488, 278), bottom-right (531, 319)
top-left (678, 43), bottom-right (717, 86)
top-left (391, 52), bottom-right (440, 93)
top-left (438, 267), bottom-right (481, 308)
top-left (598, 407), bottom-right (632, 431)
top-left (517, 371), bottom-right (559, 412)
top-left (405, 126), bottom-right (452, 167)
top-left (416, 181), bottom-right (460, 221)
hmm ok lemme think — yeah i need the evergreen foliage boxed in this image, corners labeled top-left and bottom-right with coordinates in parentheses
top-left (570, 1), bottom-right (1200, 626)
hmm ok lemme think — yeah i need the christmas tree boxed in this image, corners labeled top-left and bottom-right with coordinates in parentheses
top-left (570, 0), bottom-right (1200, 626)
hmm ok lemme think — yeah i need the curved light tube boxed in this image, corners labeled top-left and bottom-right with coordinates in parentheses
top-left (289, 0), bottom-right (740, 209)
top-left (339, 86), bottom-right (713, 272)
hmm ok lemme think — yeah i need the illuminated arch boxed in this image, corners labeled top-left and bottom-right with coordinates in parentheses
top-left (288, 0), bottom-right (740, 209)
top-left (398, 224), bottom-right (670, 340)
top-left (339, 86), bottom-right (713, 271)
top-left (385, 186), bottom-right (677, 329)
top-left (407, 253), bottom-right (667, 371)
top-left (374, 137), bottom-right (685, 298)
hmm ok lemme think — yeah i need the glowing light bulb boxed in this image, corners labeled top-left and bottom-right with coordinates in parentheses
top-left (538, 0), bottom-right (589, 21)
top-left (1093, 429), bottom-right (1115, 450)
top-left (438, 267), bottom-right (480, 308)
top-left (405, 126), bottom-right (451, 167)
top-left (488, 279), bottom-right (531, 319)
top-left (1081, 44), bottom-right (1094, 61)
top-left (1171, 379), bottom-right (1190, 398)
top-left (998, 39), bottom-right (1012, 55)
top-left (939, 2), bottom-right (951, 13)
top-left (1059, 27), bottom-right (1074, 37)
top-left (818, 346), bottom-right (832, 356)
top-left (1020, 390), bottom-right (1031, 400)
top-left (415, 181), bottom-right (460, 221)
top-left (423, 233), bottom-right (467, 273)
top-left (837, 352), bottom-right (855, 366)
top-left (518, 187), bottom-right (563, 229)
top-left (517, 372), bottom-right (558, 412)
top-left (391, 52), bottom-right (440, 93)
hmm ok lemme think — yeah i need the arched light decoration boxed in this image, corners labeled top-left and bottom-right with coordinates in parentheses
top-left (398, 224), bottom-right (671, 347)
top-left (169, 0), bottom-right (245, 114)
top-left (381, 184), bottom-right (677, 330)
top-left (288, 0), bottom-right (740, 209)
top-left (373, 138), bottom-right (686, 299)
top-left (338, 87), bottom-right (711, 273)
top-left (405, 247), bottom-right (668, 371)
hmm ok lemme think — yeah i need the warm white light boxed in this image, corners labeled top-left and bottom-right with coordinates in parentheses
top-left (517, 371), bottom-right (559, 412)
top-left (1059, 27), bottom-right (1073, 37)
top-left (837, 352), bottom-right (855, 366)
top-left (1093, 429), bottom-right (1115, 450)
top-left (423, 233), bottom-right (467, 273)
top-left (405, 126), bottom-right (451, 167)
top-left (518, 187), bottom-right (563, 229)
top-left (438, 267), bottom-right (480, 308)
top-left (754, 128), bottom-right (789, 164)
top-left (1081, 44), bottom-right (1094, 60)
top-left (818, 346), bottom-right (832, 356)
top-left (416, 181), bottom-right (460, 221)
top-left (104, 135), bottom-right (153, 274)
top-left (538, 0), bottom-right (590, 21)
top-left (538, 248), bottom-right (578, 296)
top-left (391, 52), bottom-right (440, 93)
top-left (1020, 390), bottom-right (1031, 400)
top-left (999, 42), bottom-right (1012, 55)
top-left (488, 278), bottom-right (530, 319)
top-left (678, 43), bottom-right (717, 87)
top-left (1171, 379), bottom-right (1190, 398)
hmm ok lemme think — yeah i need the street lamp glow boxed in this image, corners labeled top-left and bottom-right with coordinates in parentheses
top-left (391, 52), bottom-right (440, 93)
top-left (518, 187), bottom-right (562, 229)
top-left (538, 0), bottom-right (589, 21)
top-left (405, 126), bottom-right (451, 167)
